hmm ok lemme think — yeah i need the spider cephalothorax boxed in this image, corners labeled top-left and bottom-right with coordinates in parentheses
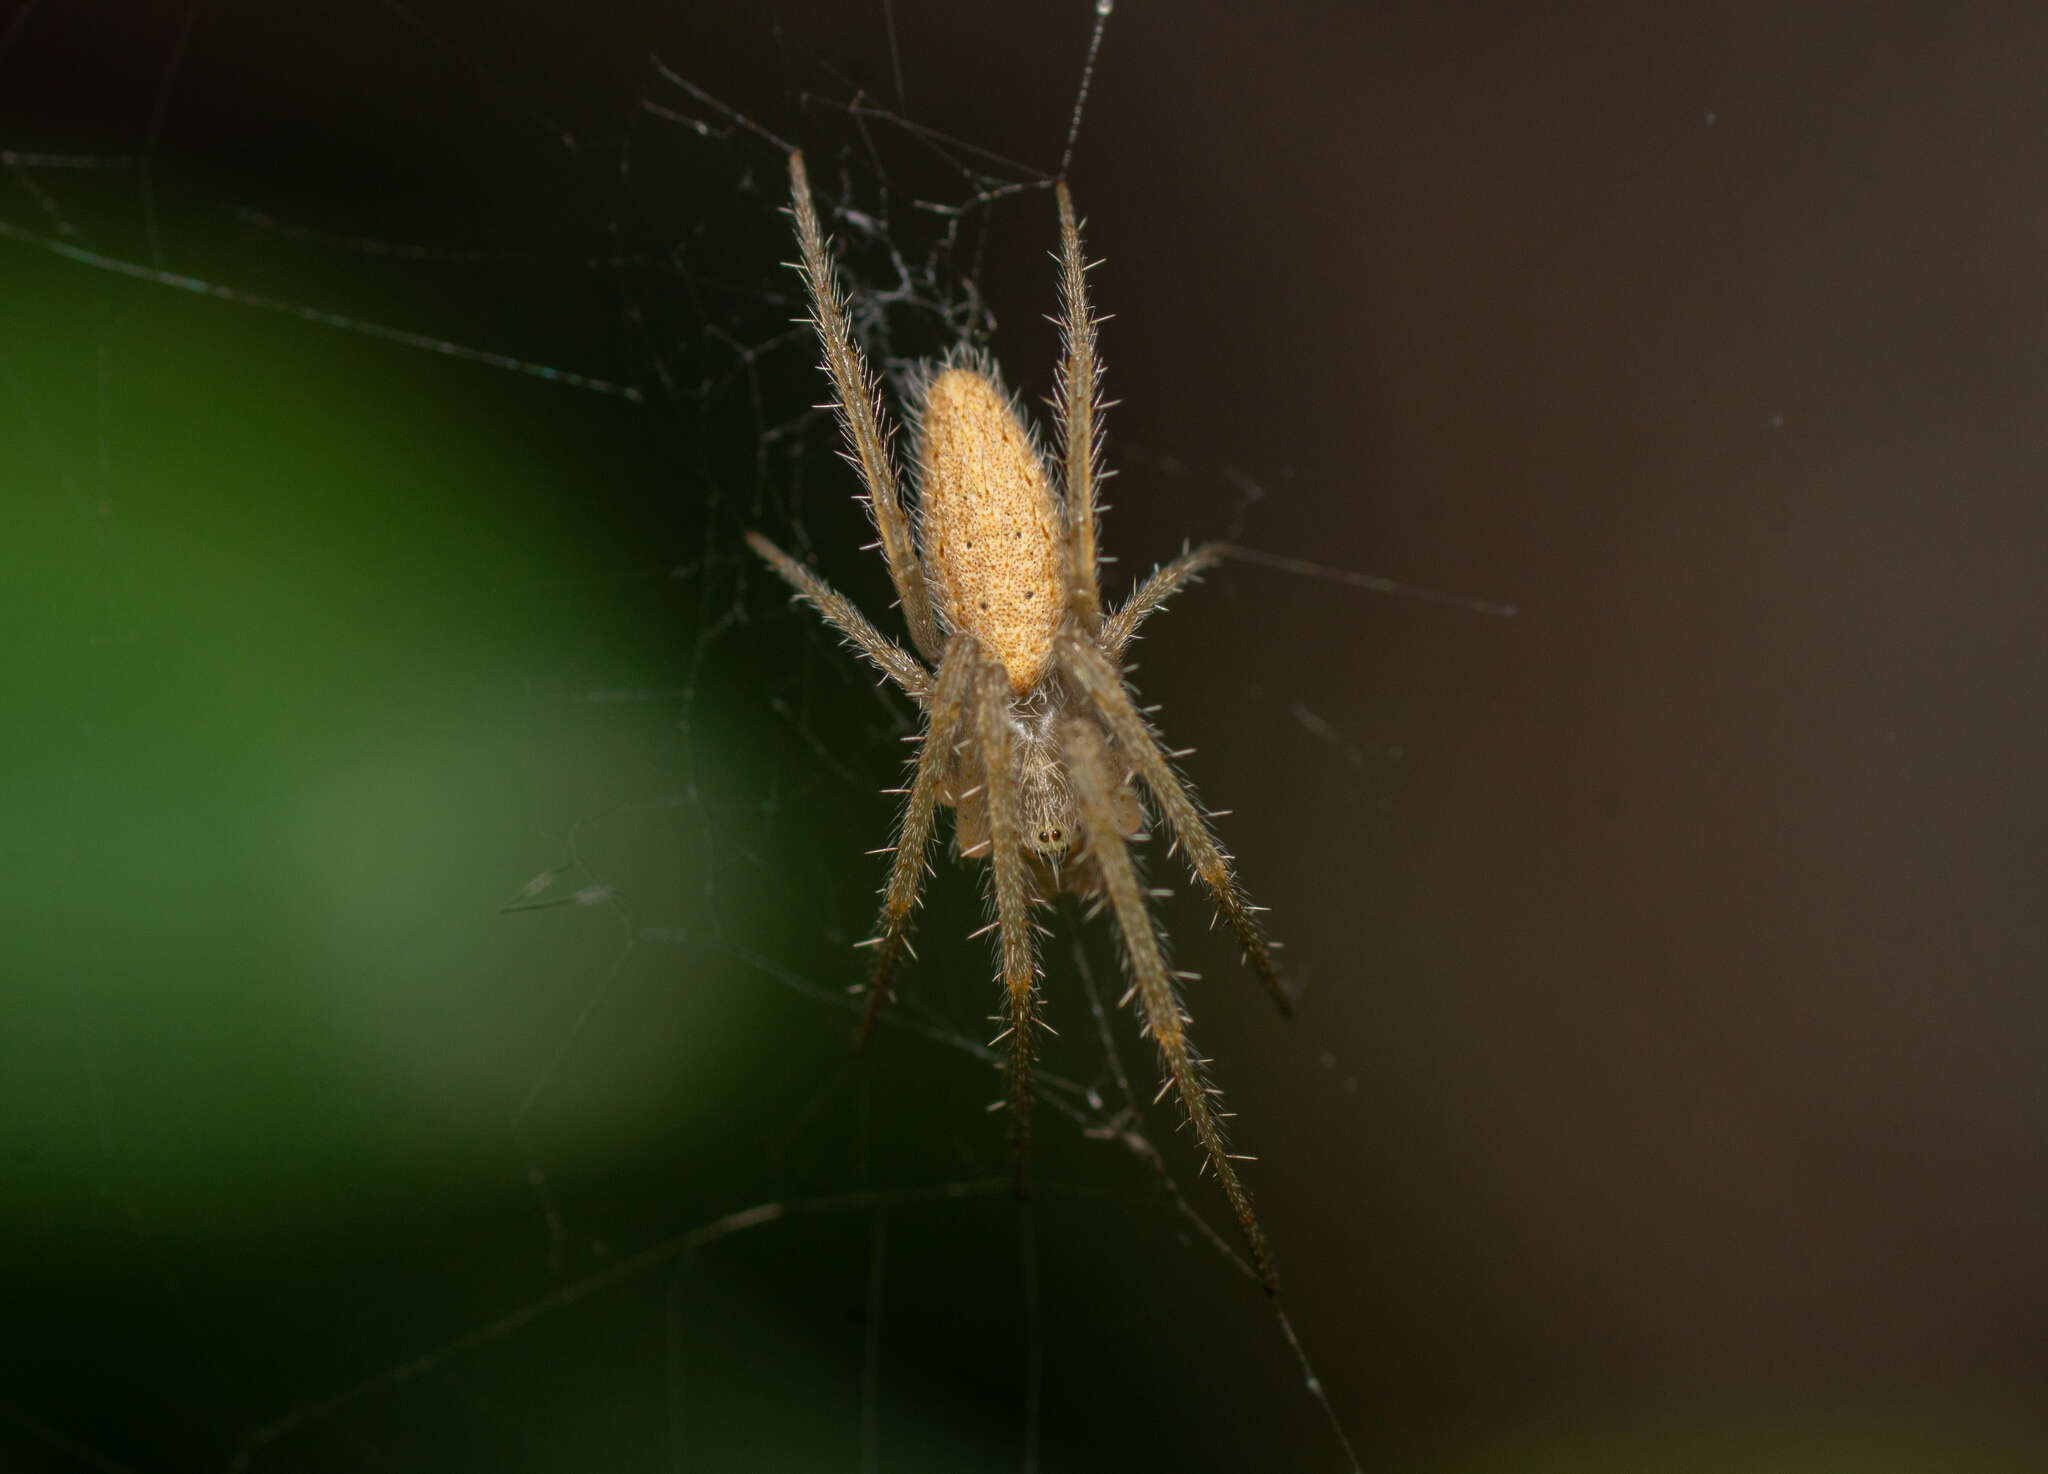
top-left (748, 152), bottom-right (1289, 1291)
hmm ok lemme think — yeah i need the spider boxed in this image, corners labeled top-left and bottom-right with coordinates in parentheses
top-left (748, 152), bottom-right (1289, 1292)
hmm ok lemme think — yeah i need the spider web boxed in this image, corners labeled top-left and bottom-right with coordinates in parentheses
top-left (14, 3), bottom-right (2048, 1472)
top-left (0, 3), bottom-right (1405, 1470)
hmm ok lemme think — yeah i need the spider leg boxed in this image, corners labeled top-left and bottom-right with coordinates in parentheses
top-left (972, 657), bottom-right (1041, 1196)
top-left (855, 637), bottom-right (978, 1052)
top-left (1053, 178), bottom-right (1105, 636)
top-left (787, 151), bottom-right (945, 662)
top-left (1100, 542), bottom-right (1224, 661)
top-left (1059, 632), bottom-right (1293, 1018)
top-left (1066, 718), bottom-right (1277, 1293)
top-left (746, 531), bottom-right (932, 701)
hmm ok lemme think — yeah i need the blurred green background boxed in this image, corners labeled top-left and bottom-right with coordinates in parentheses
top-left (5, 2), bottom-right (2046, 1471)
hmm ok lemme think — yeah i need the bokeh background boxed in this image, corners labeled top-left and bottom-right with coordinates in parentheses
top-left (5, 2), bottom-right (2044, 1470)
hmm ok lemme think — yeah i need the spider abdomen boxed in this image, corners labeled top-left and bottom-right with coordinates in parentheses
top-left (914, 365), bottom-right (1063, 695)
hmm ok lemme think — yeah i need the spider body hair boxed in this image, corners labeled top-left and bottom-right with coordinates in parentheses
top-left (750, 152), bottom-right (1287, 1291)
top-left (907, 351), bottom-right (1065, 697)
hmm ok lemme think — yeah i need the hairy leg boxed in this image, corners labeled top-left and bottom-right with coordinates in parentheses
top-left (1053, 178), bottom-right (1105, 636)
top-left (973, 658), bottom-right (1041, 1194)
top-left (1067, 718), bottom-right (1276, 1292)
top-left (1060, 632), bottom-right (1292, 1017)
top-left (747, 531), bottom-right (932, 701)
top-left (787, 151), bottom-right (943, 661)
top-left (855, 638), bottom-right (977, 1050)
top-left (1099, 542), bottom-right (1223, 661)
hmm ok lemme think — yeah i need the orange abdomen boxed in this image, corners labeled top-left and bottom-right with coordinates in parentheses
top-left (915, 366), bottom-right (1065, 694)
